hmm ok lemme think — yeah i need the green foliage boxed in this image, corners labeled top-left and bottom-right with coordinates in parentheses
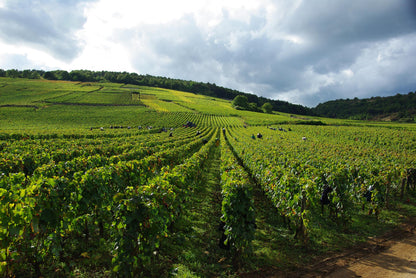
top-left (232, 95), bottom-right (263, 113)
top-left (0, 126), bottom-right (217, 276)
top-left (220, 132), bottom-right (256, 266)
top-left (226, 125), bottom-right (416, 243)
top-left (261, 102), bottom-right (273, 113)
top-left (232, 95), bottom-right (249, 110)
top-left (249, 102), bottom-right (262, 113)
top-left (313, 92), bottom-right (416, 121)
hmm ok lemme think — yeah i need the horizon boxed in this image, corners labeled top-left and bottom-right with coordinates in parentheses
top-left (1, 68), bottom-right (415, 109)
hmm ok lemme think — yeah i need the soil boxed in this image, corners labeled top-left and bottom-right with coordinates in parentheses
top-left (305, 218), bottom-right (416, 278)
top-left (293, 218), bottom-right (416, 278)
top-left (242, 217), bottom-right (416, 278)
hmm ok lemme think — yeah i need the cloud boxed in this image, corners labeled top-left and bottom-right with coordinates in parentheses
top-left (275, 33), bottom-right (416, 106)
top-left (0, 0), bottom-right (96, 62)
top-left (110, 0), bottom-right (416, 106)
top-left (248, 0), bottom-right (416, 106)
top-left (0, 52), bottom-right (33, 69)
top-left (1, 0), bottom-right (416, 107)
top-left (116, 10), bottom-right (268, 85)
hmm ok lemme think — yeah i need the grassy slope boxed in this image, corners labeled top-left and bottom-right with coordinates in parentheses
top-left (0, 78), bottom-right (306, 131)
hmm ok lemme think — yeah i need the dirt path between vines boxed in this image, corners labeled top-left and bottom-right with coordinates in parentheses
top-left (242, 219), bottom-right (416, 278)
top-left (298, 218), bottom-right (416, 278)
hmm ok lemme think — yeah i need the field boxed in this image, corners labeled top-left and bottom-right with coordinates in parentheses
top-left (1, 77), bottom-right (416, 277)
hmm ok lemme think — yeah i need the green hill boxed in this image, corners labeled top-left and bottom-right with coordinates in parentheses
top-left (0, 69), bottom-right (313, 116)
top-left (0, 77), bottom-right (324, 132)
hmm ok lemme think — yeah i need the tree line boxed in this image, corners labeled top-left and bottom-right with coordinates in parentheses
top-left (0, 68), bottom-right (314, 116)
top-left (312, 93), bottom-right (416, 122)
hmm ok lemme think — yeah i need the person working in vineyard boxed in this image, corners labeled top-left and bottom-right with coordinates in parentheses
top-left (363, 185), bottom-right (382, 216)
top-left (215, 138), bottom-right (220, 146)
top-left (320, 185), bottom-right (333, 214)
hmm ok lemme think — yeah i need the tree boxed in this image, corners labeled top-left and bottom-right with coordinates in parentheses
top-left (249, 102), bottom-right (262, 112)
top-left (6, 69), bottom-right (19, 78)
top-left (30, 71), bottom-right (41, 79)
top-left (44, 71), bottom-right (56, 80)
top-left (53, 70), bottom-right (70, 80)
top-left (262, 102), bottom-right (273, 113)
top-left (232, 95), bottom-right (249, 110)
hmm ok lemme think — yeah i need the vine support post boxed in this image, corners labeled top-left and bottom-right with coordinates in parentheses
top-left (385, 183), bottom-right (390, 209)
top-left (295, 190), bottom-right (308, 246)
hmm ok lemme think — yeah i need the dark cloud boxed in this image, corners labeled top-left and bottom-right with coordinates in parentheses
top-left (279, 1), bottom-right (416, 70)
top-left (119, 1), bottom-right (416, 107)
top-left (283, 1), bottom-right (416, 45)
top-left (121, 11), bottom-right (279, 91)
top-left (0, 0), bottom-right (97, 61)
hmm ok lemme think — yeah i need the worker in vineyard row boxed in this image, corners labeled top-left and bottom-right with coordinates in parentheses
top-left (363, 185), bottom-right (382, 216)
top-left (215, 138), bottom-right (220, 146)
top-left (320, 185), bottom-right (333, 214)
top-left (363, 185), bottom-right (373, 203)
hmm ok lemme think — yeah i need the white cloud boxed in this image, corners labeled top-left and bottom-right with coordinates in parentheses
top-left (0, 41), bottom-right (67, 70)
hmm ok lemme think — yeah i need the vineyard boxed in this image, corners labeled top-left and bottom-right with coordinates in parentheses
top-left (1, 77), bottom-right (416, 277)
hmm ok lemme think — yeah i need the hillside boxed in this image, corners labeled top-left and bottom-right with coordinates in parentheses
top-left (4, 69), bottom-right (416, 123)
top-left (0, 69), bottom-right (313, 116)
top-left (313, 92), bottom-right (416, 122)
top-left (0, 77), bottom-right (329, 132)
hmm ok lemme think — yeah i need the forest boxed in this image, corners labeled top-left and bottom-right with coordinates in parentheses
top-left (313, 93), bottom-right (416, 122)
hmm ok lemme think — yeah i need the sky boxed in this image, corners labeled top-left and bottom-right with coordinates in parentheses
top-left (0, 0), bottom-right (415, 107)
